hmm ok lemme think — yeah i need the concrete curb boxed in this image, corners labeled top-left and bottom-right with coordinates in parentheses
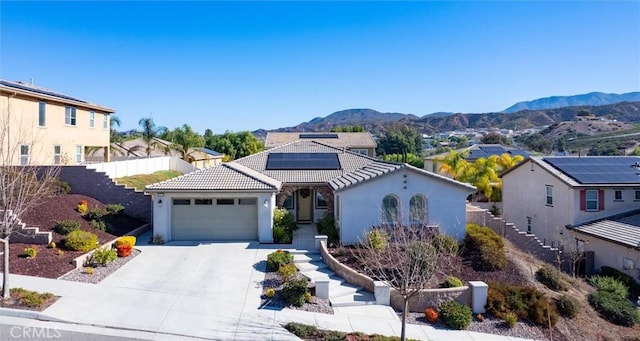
top-left (0, 307), bottom-right (71, 323)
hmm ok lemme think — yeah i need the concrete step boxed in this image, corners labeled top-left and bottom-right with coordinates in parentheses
top-left (294, 253), bottom-right (322, 264)
top-left (288, 249), bottom-right (314, 255)
top-left (329, 281), bottom-right (361, 298)
top-left (300, 268), bottom-right (336, 284)
top-left (330, 290), bottom-right (377, 307)
top-left (297, 260), bottom-right (328, 272)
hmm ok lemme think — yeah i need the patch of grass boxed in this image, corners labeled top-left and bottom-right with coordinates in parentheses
top-left (115, 170), bottom-right (182, 191)
top-left (10, 288), bottom-right (55, 308)
top-left (283, 322), bottom-right (419, 341)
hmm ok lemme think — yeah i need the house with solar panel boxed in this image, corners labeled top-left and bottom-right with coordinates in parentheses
top-left (423, 144), bottom-right (529, 174)
top-left (146, 140), bottom-right (475, 244)
top-left (502, 156), bottom-right (640, 276)
top-left (0, 80), bottom-right (115, 165)
top-left (265, 132), bottom-right (377, 157)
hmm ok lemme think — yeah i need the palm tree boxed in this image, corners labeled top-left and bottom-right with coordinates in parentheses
top-left (167, 124), bottom-right (205, 163)
top-left (465, 157), bottom-right (500, 200)
top-left (435, 150), bottom-right (469, 179)
top-left (494, 153), bottom-right (525, 174)
top-left (87, 115), bottom-right (139, 162)
top-left (138, 117), bottom-right (167, 158)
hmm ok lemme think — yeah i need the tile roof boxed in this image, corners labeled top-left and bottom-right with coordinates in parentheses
top-left (147, 140), bottom-right (474, 193)
top-left (264, 132), bottom-right (376, 149)
top-left (572, 210), bottom-right (640, 248)
top-left (195, 147), bottom-right (223, 157)
top-left (146, 163), bottom-right (281, 192)
top-left (0, 79), bottom-right (115, 113)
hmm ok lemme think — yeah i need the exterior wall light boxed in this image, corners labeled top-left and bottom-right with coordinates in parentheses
top-left (263, 200), bottom-right (269, 208)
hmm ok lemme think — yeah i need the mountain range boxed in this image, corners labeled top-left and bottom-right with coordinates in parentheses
top-left (254, 91), bottom-right (640, 137)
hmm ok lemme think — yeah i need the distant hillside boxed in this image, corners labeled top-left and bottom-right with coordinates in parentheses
top-left (503, 92), bottom-right (640, 113)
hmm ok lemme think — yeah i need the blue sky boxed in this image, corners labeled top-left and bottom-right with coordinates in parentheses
top-left (2, 1), bottom-right (639, 133)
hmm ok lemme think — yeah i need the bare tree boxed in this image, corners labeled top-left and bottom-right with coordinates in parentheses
top-left (0, 96), bottom-right (59, 298)
top-left (354, 223), bottom-right (449, 341)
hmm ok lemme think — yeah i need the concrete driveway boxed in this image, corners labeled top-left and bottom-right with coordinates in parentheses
top-left (39, 237), bottom-right (299, 340)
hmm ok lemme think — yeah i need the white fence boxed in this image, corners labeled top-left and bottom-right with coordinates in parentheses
top-left (86, 156), bottom-right (196, 179)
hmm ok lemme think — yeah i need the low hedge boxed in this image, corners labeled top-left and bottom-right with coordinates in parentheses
top-left (588, 290), bottom-right (640, 327)
top-left (486, 283), bottom-right (558, 327)
top-left (464, 224), bottom-right (507, 271)
top-left (64, 230), bottom-right (98, 252)
top-left (54, 220), bottom-right (81, 235)
top-left (589, 275), bottom-right (628, 298)
top-left (600, 266), bottom-right (640, 298)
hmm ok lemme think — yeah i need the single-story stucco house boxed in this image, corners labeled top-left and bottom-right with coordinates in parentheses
top-left (146, 140), bottom-right (475, 244)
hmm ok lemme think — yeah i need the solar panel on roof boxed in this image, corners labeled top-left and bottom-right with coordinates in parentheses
top-left (299, 133), bottom-right (339, 139)
top-left (266, 152), bottom-right (341, 170)
top-left (0, 80), bottom-right (87, 103)
top-left (544, 157), bottom-right (640, 184)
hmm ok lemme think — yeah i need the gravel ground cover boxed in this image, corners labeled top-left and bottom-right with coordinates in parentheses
top-left (59, 249), bottom-right (141, 284)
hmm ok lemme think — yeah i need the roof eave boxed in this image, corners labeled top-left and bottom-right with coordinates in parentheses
top-left (0, 85), bottom-right (115, 113)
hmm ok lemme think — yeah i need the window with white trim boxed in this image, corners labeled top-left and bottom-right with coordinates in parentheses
top-left (20, 145), bottom-right (29, 165)
top-left (54, 145), bottom-right (62, 164)
top-left (283, 194), bottom-right (294, 209)
top-left (38, 101), bottom-right (46, 127)
top-left (65, 107), bottom-right (77, 126)
top-left (614, 190), bottom-right (623, 201)
top-left (585, 190), bottom-right (598, 211)
top-left (545, 185), bottom-right (553, 206)
top-left (350, 148), bottom-right (369, 156)
top-left (103, 114), bottom-right (108, 129)
top-left (89, 111), bottom-right (95, 128)
top-left (76, 145), bottom-right (83, 164)
top-left (316, 191), bottom-right (327, 208)
top-left (409, 194), bottom-right (427, 223)
top-left (382, 194), bottom-right (399, 224)
top-left (635, 190), bottom-right (640, 201)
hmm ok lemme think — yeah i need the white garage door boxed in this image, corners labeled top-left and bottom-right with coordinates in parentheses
top-left (171, 198), bottom-right (258, 240)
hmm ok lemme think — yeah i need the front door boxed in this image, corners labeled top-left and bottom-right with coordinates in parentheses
top-left (296, 188), bottom-right (313, 223)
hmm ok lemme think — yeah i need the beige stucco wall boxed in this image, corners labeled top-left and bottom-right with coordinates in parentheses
top-left (1, 93), bottom-right (110, 165)
top-left (575, 233), bottom-right (640, 281)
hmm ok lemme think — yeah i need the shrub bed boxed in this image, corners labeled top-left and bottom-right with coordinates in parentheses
top-left (64, 230), bottom-right (99, 252)
top-left (54, 220), bottom-right (81, 235)
top-left (555, 294), bottom-right (579, 318)
top-left (267, 250), bottom-right (293, 271)
top-left (464, 224), bottom-right (507, 271)
top-left (486, 283), bottom-right (558, 327)
top-left (90, 247), bottom-right (117, 266)
top-left (273, 208), bottom-right (296, 243)
top-left (600, 266), bottom-right (640, 298)
top-left (588, 290), bottom-right (640, 327)
top-left (536, 264), bottom-right (567, 291)
top-left (316, 213), bottom-right (339, 245)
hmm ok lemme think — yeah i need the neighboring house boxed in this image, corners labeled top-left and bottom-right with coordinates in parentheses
top-left (146, 140), bottom-right (475, 244)
top-left (88, 137), bottom-right (223, 169)
top-left (502, 156), bottom-right (640, 250)
top-left (568, 210), bottom-right (640, 279)
top-left (265, 132), bottom-right (377, 157)
top-left (0, 79), bottom-right (115, 165)
top-left (424, 144), bottom-right (529, 173)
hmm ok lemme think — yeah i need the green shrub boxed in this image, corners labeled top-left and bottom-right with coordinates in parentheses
top-left (54, 220), bottom-right (81, 235)
top-left (589, 276), bottom-right (628, 298)
top-left (503, 311), bottom-right (517, 328)
top-left (273, 208), bottom-right (296, 231)
top-left (23, 247), bottom-right (37, 258)
top-left (90, 247), bottom-right (117, 266)
top-left (266, 250), bottom-right (293, 271)
top-left (55, 180), bottom-right (71, 195)
top-left (464, 224), bottom-right (507, 271)
top-left (441, 276), bottom-right (464, 288)
top-left (85, 208), bottom-right (108, 221)
top-left (284, 322), bottom-right (317, 338)
top-left (282, 278), bottom-right (308, 307)
top-left (599, 266), bottom-right (640, 297)
top-left (486, 283), bottom-right (558, 327)
top-left (407, 241), bottom-right (437, 274)
top-left (151, 234), bottom-right (165, 245)
top-left (64, 230), bottom-right (98, 252)
top-left (439, 300), bottom-right (472, 330)
top-left (278, 263), bottom-right (298, 282)
top-left (10, 288), bottom-right (54, 308)
top-left (536, 265), bottom-right (567, 291)
top-left (316, 213), bottom-right (339, 245)
top-left (588, 290), bottom-right (640, 326)
top-left (367, 228), bottom-right (388, 251)
top-left (433, 234), bottom-right (459, 254)
top-left (556, 295), bottom-right (579, 318)
top-left (90, 219), bottom-right (107, 231)
top-left (273, 226), bottom-right (292, 244)
top-left (105, 203), bottom-right (125, 215)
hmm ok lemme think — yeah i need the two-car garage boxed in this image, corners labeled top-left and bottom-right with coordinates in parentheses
top-left (170, 197), bottom-right (259, 241)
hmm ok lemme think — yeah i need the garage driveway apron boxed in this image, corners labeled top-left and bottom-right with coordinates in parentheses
top-left (41, 239), bottom-right (284, 340)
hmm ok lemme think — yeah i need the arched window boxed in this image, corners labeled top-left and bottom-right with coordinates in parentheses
top-left (382, 195), bottom-right (399, 224)
top-left (409, 194), bottom-right (427, 224)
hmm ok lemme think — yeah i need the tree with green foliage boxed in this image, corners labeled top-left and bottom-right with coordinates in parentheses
top-left (138, 117), bottom-right (168, 157)
top-left (330, 125), bottom-right (364, 132)
top-left (164, 124), bottom-right (206, 163)
top-left (518, 133), bottom-right (553, 153)
top-left (481, 132), bottom-right (510, 146)
top-left (435, 150), bottom-right (470, 179)
top-left (380, 153), bottom-right (424, 168)
top-left (588, 142), bottom-right (623, 156)
top-left (205, 131), bottom-right (264, 160)
top-left (376, 124), bottom-right (423, 162)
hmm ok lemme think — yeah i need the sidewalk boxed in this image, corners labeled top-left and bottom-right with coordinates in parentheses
top-left (0, 239), bottom-right (537, 341)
